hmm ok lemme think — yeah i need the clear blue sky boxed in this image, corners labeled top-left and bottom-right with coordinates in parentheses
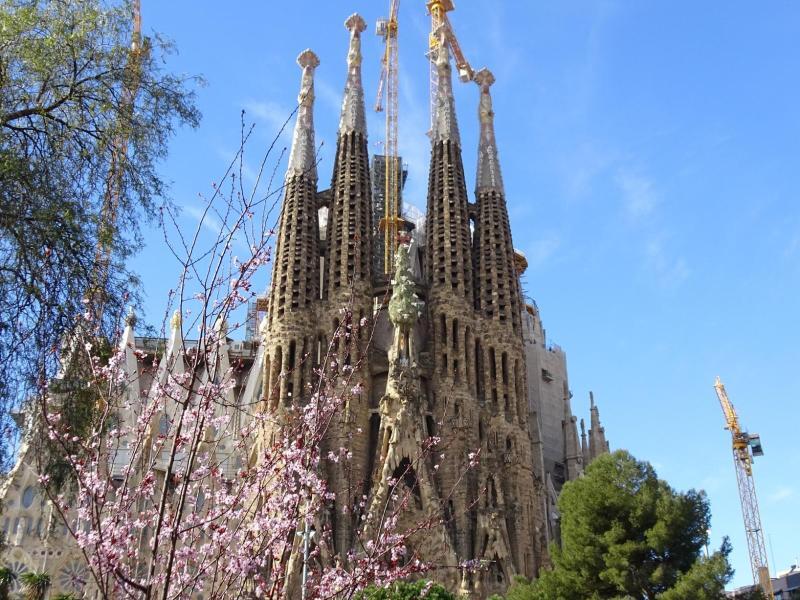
top-left (134, 1), bottom-right (800, 588)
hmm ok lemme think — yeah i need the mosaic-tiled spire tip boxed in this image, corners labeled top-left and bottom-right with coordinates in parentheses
top-left (287, 49), bottom-right (320, 181)
top-left (431, 43), bottom-right (461, 146)
top-left (475, 67), bottom-right (504, 192)
top-left (340, 14), bottom-right (367, 135)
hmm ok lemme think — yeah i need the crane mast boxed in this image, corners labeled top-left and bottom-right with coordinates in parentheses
top-left (426, 0), bottom-right (474, 132)
top-left (375, 0), bottom-right (402, 274)
top-left (90, 0), bottom-right (148, 321)
top-left (714, 377), bottom-right (774, 599)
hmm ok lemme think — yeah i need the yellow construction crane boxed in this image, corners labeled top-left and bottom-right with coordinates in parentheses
top-left (426, 0), bottom-right (474, 131)
top-left (714, 376), bottom-right (774, 599)
top-left (90, 0), bottom-right (149, 321)
top-left (375, 0), bottom-right (403, 274)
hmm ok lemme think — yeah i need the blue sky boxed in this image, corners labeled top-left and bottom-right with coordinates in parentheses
top-left (134, 1), bottom-right (800, 588)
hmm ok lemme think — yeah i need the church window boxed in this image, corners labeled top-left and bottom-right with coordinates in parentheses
top-left (426, 415), bottom-right (436, 438)
top-left (22, 486), bottom-right (35, 509)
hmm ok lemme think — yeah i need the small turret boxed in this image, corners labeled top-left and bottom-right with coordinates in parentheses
top-left (581, 418), bottom-right (590, 467)
top-left (588, 391), bottom-right (610, 460)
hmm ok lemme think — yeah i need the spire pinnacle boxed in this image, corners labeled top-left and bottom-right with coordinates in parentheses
top-left (475, 67), bottom-right (503, 192)
top-left (287, 49), bottom-right (320, 181)
top-left (170, 309), bottom-right (181, 331)
top-left (339, 14), bottom-right (367, 135)
top-left (431, 45), bottom-right (461, 146)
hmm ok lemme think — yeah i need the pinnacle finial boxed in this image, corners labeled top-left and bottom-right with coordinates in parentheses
top-left (475, 67), bottom-right (496, 91)
top-left (345, 13), bottom-right (367, 36)
top-left (213, 315), bottom-right (228, 336)
top-left (475, 67), bottom-right (503, 193)
top-left (339, 14), bottom-right (367, 135)
top-left (431, 44), bottom-right (461, 146)
top-left (287, 49), bottom-right (319, 181)
top-left (590, 390), bottom-right (595, 408)
top-left (125, 305), bottom-right (137, 327)
top-left (170, 309), bottom-right (181, 331)
top-left (297, 48), bottom-right (320, 72)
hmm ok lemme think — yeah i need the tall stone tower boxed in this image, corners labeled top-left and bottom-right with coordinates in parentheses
top-left (0, 12), bottom-right (612, 599)
top-left (424, 41), bottom-right (478, 569)
top-left (470, 67), bottom-right (545, 590)
top-left (264, 49), bottom-right (321, 412)
top-left (321, 13), bottom-right (375, 556)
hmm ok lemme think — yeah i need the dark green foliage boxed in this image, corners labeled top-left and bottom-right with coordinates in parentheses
top-left (0, 0), bottom-right (199, 470)
top-left (355, 580), bottom-right (455, 600)
top-left (19, 571), bottom-right (50, 600)
top-left (488, 576), bottom-right (536, 600)
top-left (0, 566), bottom-right (16, 600)
top-left (503, 451), bottom-right (733, 600)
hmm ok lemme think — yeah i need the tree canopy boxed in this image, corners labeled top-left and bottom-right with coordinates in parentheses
top-left (502, 450), bottom-right (733, 600)
top-left (0, 0), bottom-right (199, 467)
top-left (354, 580), bottom-right (456, 600)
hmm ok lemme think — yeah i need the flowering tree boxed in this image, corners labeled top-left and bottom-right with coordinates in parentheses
top-left (30, 118), bottom-right (475, 599)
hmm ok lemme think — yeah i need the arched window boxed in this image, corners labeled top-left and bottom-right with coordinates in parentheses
top-left (21, 486), bottom-right (35, 509)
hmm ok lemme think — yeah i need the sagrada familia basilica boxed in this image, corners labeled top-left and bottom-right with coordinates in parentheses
top-left (0, 11), bottom-right (611, 598)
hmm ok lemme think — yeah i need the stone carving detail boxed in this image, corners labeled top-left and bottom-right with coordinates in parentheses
top-left (431, 45), bottom-right (461, 146)
top-left (475, 68), bottom-right (504, 192)
top-left (287, 49), bottom-right (320, 180)
top-left (339, 14), bottom-right (367, 135)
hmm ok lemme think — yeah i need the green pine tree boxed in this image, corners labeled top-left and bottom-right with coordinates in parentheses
top-left (503, 450), bottom-right (733, 600)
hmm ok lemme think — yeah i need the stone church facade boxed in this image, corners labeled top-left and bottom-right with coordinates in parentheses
top-left (0, 12), bottom-right (610, 598)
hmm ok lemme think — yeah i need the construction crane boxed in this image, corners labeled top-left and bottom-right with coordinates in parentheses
top-left (714, 376), bottom-right (774, 599)
top-left (425, 0), bottom-right (474, 131)
top-left (89, 0), bottom-right (149, 322)
top-left (375, 0), bottom-right (403, 274)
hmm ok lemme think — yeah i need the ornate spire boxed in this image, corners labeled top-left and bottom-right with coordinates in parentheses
top-left (287, 49), bottom-right (320, 181)
top-left (339, 14), bottom-right (367, 135)
top-left (475, 68), bottom-right (503, 193)
top-left (431, 44), bottom-right (461, 146)
top-left (589, 391), bottom-right (609, 460)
